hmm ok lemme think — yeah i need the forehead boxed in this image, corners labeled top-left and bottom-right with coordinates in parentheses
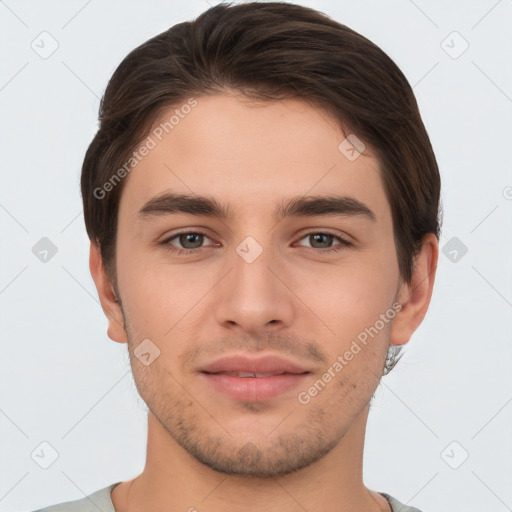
top-left (118, 93), bottom-right (389, 223)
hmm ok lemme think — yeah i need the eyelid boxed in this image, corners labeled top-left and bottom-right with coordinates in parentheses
top-left (297, 228), bottom-right (352, 241)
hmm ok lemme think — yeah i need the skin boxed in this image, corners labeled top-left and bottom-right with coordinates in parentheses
top-left (90, 91), bottom-right (438, 512)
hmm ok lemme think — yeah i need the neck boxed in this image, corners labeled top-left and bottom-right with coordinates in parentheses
top-left (111, 403), bottom-right (390, 512)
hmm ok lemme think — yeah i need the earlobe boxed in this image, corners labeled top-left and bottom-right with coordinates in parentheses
top-left (89, 241), bottom-right (128, 344)
top-left (389, 233), bottom-right (438, 347)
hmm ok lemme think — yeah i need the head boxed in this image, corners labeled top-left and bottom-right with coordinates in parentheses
top-left (85, 2), bottom-right (440, 477)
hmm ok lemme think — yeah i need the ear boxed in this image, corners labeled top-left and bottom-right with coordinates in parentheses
top-left (390, 233), bottom-right (438, 346)
top-left (89, 241), bottom-right (128, 344)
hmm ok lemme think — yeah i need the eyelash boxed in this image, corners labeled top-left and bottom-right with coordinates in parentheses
top-left (160, 230), bottom-right (352, 255)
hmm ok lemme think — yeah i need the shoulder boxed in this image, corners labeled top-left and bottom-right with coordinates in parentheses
top-left (29, 483), bottom-right (119, 512)
top-left (380, 492), bottom-right (426, 512)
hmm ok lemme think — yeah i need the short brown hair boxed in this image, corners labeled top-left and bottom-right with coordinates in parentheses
top-left (81, 1), bottom-right (441, 374)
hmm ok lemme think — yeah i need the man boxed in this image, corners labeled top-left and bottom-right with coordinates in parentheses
top-left (33, 2), bottom-right (440, 511)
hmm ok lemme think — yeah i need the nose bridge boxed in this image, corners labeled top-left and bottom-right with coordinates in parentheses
top-left (214, 231), bottom-right (294, 332)
top-left (231, 233), bottom-right (279, 302)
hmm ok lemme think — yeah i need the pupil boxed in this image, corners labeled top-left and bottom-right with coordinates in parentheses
top-left (180, 233), bottom-right (203, 249)
top-left (312, 234), bottom-right (332, 248)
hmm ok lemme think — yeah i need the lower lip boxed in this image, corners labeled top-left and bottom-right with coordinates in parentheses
top-left (200, 372), bottom-right (310, 402)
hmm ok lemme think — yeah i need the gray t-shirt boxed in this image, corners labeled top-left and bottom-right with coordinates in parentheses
top-left (31, 482), bottom-right (425, 512)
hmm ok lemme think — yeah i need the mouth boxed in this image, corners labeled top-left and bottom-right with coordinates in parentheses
top-left (200, 369), bottom-right (311, 402)
top-left (199, 353), bottom-right (310, 375)
top-left (204, 371), bottom-right (291, 377)
top-left (198, 353), bottom-right (312, 402)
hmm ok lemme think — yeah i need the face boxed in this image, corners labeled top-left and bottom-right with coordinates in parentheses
top-left (106, 92), bottom-right (407, 477)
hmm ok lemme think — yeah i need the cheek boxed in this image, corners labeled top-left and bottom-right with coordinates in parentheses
top-left (292, 251), bottom-right (398, 335)
top-left (116, 246), bottom-right (213, 342)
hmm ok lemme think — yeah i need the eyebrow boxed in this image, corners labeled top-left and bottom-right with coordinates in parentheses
top-left (138, 192), bottom-right (376, 222)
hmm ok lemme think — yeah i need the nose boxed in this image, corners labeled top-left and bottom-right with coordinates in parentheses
top-left (214, 241), bottom-right (295, 336)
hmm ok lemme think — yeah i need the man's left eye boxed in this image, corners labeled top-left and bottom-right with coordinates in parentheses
top-left (296, 232), bottom-right (351, 251)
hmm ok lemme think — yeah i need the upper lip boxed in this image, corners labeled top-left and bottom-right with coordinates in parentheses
top-left (200, 354), bottom-right (311, 375)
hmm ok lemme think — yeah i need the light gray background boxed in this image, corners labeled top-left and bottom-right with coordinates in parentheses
top-left (1, 1), bottom-right (511, 511)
